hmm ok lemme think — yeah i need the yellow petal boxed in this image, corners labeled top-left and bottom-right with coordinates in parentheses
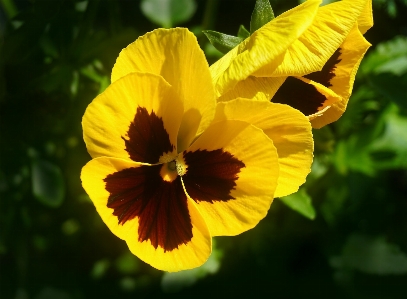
top-left (82, 72), bottom-right (183, 162)
top-left (310, 25), bottom-right (371, 128)
top-left (217, 76), bottom-right (285, 103)
top-left (81, 157), bottom-right (212, 272)
top-left (111, 28), bottom-right (216, 152)
top-left (127, 198), bottom-right (212, 272)
top-left (210, 0), bottom-right (321, 98)
top-left (254, 0), bottom-right (369, 77)
top-left (214, 99), bottom-right (313, 198)
top-left (182, 120), bottom-right (279, 236)
top-left (356, 0), bottom-right (373, 34)
top-left (327, 26), bottom-right (371, 100)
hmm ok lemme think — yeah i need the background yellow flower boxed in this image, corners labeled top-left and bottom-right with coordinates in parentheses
top-left (210, 0), bottom-right (373, 128)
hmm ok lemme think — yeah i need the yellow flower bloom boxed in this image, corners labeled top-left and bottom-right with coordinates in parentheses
top-left (210, 0), bottom-right (373, 128)
top-left (80, 28), bottom-right (313, 271)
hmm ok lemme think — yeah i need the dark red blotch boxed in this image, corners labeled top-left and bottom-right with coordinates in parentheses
top-left (182, 149), bottom-right (245, 203)
top-left (272, 77), bottom-right (328, 116)
top-left (304, 48), bottom-right (342, 88)
top-left (104, 165), bottom-right (193, 252)
top-left (272, 48), bottom-right (342, 116)
top-left (122, 107), bottom-right (174, 164)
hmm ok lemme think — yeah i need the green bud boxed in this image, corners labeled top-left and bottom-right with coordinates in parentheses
top-left (237, 25), bottom-right (250, 39)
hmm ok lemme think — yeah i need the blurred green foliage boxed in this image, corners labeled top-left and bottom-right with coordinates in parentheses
top-left (140, 0), bottom-right (197, 28)
top-left (1, 0), bottom-right (407, 298)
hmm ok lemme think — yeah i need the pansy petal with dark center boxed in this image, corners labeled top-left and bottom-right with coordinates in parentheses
top-left (310, 25), bottom-right (371, 128)
top-left (271, 76), bottom-right (340, 117)
top-left (122, 107), bottom-right (174, 164)
top-left (104, 165), bottom-right (191, 251)
top-left (213, 99), bottom-right (314, 198)
top-left (182, 149), bottom-right (245, 203)
top-left (181, 120), bottom-right (279, 236)
top-left (81, 157), bottom-right (211, 272)
top-left (272, 77), bottom-right (327, 116)
top-left (304, 48), bottom-right (342, 88)
top-left (112, 28), bottom-right (216, 153)
top-left (82, 72), bottom-right (183, 161)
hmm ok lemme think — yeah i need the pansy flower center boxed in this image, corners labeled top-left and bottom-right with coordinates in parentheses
top-left (160, 156), bottom-right (188, 182)
top-left (168, 160), bottom-right (177, 171)
top-left (102, 105), bottom-right (245, 252)
top-left (160, 160), bottom-right (178, 182)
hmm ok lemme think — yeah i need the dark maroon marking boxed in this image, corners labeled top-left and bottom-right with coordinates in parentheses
top-left (272, 77), bottom-right (328, 116)
top-left (304, 48), bottom-right (342, 88)
top-left (182, 149), bottom-right (245, 203)
top-left (122, 107), bottom-right (174, 164)
top-left (104, 165), bottom-right (192, 252)
top-left (272, 49), bottom-right (343, 116)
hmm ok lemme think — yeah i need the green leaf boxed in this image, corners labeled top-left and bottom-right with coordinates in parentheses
top-left (32, 159), bottom-right (65, 208)
top-left (374, 56), bottom-right (407, 76)
top-left (237, 25), bottom-right (250, 39)
top-left (320, 184), bottom-right (348, 225)
top-left (369, 106), bottom-right (407, 169)
top-left (333, 135), bottom-right (376, 176)
top-left (98, 76), bottom-right (110, 95)
top-left (331, 234), bottom-right (407, 275)
top-left (368, 73), bottom-right (407, 110)
top-left (361, 36), bottom-right (407, 76)
top-left (140, 0), bottom-right (197, 28)
top-left (250, 0), bottom-right (274, 34)
top-left (202, 30), bottom-right (243, 54)
top-left (279, 187), bottom-right (316, 220)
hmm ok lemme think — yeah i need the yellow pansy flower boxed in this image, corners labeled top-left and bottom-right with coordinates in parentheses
top-left (210, 0), bottom-right (373, 128)
top-left (80, 28), bottom-right (313, 271)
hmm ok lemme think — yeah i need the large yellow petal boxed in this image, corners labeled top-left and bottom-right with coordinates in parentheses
top-left (181, 120), bottom-right (279, 236)
top-left (254, 0), bottom-right (369, 77)
top-left (127, 198), bottom-right (212, 272)
top-left (82, 72), bottom-right (183, 162)
top-left (310, 26), bottom-right (371, 128)
top-left (213, 99), bottom-right (313, 198)
top-left (111, 28), bottom-right (215, 152)
top-left (210, 0), bottom-right (321, 98)
top-left (81, 157), bottom-right (212, 272)
top-left (216, 76), bottom-right (285, 103)
top-left (355, 0), bottom-right (373, 34)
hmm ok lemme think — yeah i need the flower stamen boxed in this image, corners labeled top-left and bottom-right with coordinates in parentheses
top-left (160, 161), bottom-right (178, 182)
top-left (175, 154), bottom-right (188, 176)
